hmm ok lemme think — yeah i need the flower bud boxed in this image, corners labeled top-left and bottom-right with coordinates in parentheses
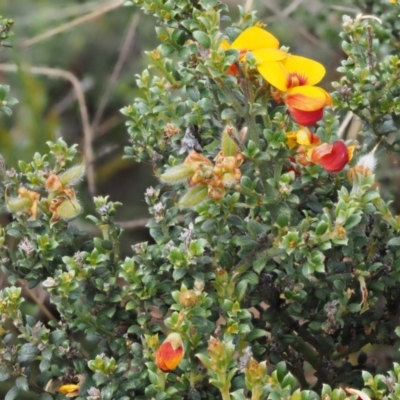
top-left (59, 160), bottom-right (86, 187)
top-left (347, 152), bottom-right (376, 185)
top-left (194, 279), bottom-right (205, 293)
top-left (179, 289), bottom-right (197, 307)
top-left (208, 185), bottom-right (225, 200)
top-left (155, 332), bottom-right (184, 372)
top-left (46, 174), bottom-right (63, 191)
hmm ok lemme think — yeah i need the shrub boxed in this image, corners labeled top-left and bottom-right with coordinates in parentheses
top-left (3, 1), bottom-right (400, 399)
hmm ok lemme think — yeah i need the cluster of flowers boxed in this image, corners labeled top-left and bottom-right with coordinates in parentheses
top-left (221, 26), bottom-right (357, 173)
top-left (287, 128), bottom-right (355, 173)
top-left (221, 26), bottom-right (332, 126)
top-left (6, 162), bottom-right (84, 225)
top-left (161, 130), bottom-right (244, 203)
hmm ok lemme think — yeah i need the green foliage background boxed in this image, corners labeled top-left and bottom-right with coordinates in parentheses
top-left (3, 0), bottom-right (400, 399)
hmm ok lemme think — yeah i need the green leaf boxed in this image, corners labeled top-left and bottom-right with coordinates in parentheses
top-left (247, 220), bottom-right (266, 239)
top-left (5, 387), bottom-right (21, 400)
top-left (235, 280), bottom-right (248, 302)
top-left (186, 86), bottom-right (200, 102)
top-left (246, 328), bottom-right (266, 341)
top-left (192, 31), bottom-right (211, 48)
top-left (15, 376), bottom-right (28, 392)
top-left (276, 213), bottom-right (289, 228)
top-left (252, 258), bottom-right (266, 274)
top-left (173, 268), bottom-right (187, 281)
top-left (282, 372), bottom-right (296, 390)
top-left (344, 214), bottom-right (362, 230)
top-left (37, 394), bottom-right (53, 400)
top-left (17, 343), bottom-right (39, 363)
top-left (241, 271), bottom-right (258, 285)
top-left (388, 237), bottom-right (400, 247)
top-left (347, 303), bottom-right (361, 313)
top-left (315, 220), bottom-right (328, 236)
top-left (0, 366), bottom-right (10, 382)
top-left (275, 361), bottom-right (287, 382)
top-left (190, 316), bottom-right (214, 334)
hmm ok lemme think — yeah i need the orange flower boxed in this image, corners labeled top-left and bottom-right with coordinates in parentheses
top-left (221, 27), bottom-right (286, 75)
top-left (155, 333), bottom-right (184, 372)
top-left (311, 141), bottom-right (353, 172)
top-left (286, 129), bottom-right (321, 166)
top-left (18, 187), bottom-right (40, 220)
top-left (256, 54), bottom-right (331, 125)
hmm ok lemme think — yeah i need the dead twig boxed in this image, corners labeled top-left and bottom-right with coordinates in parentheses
top-left (21, 0), bottom-right (125, 48)
top-left (92, 12), bottom-right (141, 134)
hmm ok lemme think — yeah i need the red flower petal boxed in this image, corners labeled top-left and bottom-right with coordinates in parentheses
top-left (288, 106), bottom-right (324, 126)
top-left (156, 342), bottom-right (184, 372)
top-left (311, 141), bottom-right (349, 172)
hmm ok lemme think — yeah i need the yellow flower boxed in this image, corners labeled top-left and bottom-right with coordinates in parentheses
top-left (57, 383), bottom-right (80, 397)
top-left (221, 26), bottom-right (280, 53)
top-left (256, 54), bottom-right (331, 125)
top-left (221, 27), bottom-right (287, 74)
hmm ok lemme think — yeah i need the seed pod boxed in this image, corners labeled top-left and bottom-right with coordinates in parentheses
top-left (178, 185), bottom-right (208, 207)
top-left (160, 164), bottom-right (194, 183)
top-left (59, 159), bottom-right (86, 187)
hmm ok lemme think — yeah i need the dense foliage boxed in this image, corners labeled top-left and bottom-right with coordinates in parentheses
top-left (3, 1), bottom-right (400, 400)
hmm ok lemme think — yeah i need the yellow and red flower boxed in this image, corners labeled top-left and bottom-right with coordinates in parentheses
top-left (286, 129), bottom-right (321, 149)
top-left (155, 333), bottom-right (184, 372)
top-left (221, 27), bottom-right (286, 75)
top-left (255, 54), bottom-right (332, 125)
top-left (311, 141), bottom-right (354, 172)
top-left (286, 128), bottom-right (321, 167)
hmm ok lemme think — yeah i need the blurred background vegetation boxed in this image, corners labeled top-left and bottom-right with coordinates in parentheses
top-left (1, 0), bottom-right (399, 397)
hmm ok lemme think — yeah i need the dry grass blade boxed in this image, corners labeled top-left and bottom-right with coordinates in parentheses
top-left (92, 12), bottom-right (141, 134)
top-left (21, 0), bottom-right (125, 48)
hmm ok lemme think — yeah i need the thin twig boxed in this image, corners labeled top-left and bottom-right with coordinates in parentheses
top-left (329, 5), bottom-right (359, 13)
top-left (18, 2), bottom-right (100, 26)
top-left (21, 0), bottom-right (125, 48)
top-left (17, 279), bottom-right (57, 320)
top-left (281, 0), bottom-right (303, 17)
top-left (0, 63), bottom-right (96, 195)
top-left (337, 111), bottom-right (354, 138)
top-left (263, 1), bottom-right (334, 53)
top-left (117, 217), bottom-right (151, 229)
top-left (244, 0), bottom-right (254, 12)
top-left (92, 12), bottom-right (141, 134)
top-left (366, 25), bottom-right (375, 69)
